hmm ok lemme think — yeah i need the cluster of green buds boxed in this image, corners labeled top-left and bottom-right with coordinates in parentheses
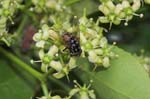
top-left (0, 0), bottom-right (22, 46)
top-left (37, 80), bottom-right (96, 99)
top-left (79, 13), bottom-right (117, 68)
top-left (99, 0), bottom-right (143, 28)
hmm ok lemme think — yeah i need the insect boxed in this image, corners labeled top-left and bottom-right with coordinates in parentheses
top-left (62, 33), bottom-right (82, 56)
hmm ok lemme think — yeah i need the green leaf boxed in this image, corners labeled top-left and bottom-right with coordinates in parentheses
top-left (75, 47), bottom-right (150, 99)
top-left (0, 57), bottom-right (36, 99)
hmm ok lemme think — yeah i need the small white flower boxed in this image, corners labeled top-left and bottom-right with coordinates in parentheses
top-left (69, 80), bottom-right (96, 99)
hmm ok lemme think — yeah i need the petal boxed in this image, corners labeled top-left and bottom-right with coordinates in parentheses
top-left (99, 37), bottom-right (108, 48)
top-left (80, 91), bottom-right (89, 99)
top-left (52, 95), bottom-right (62, 99)
top-left (39, 49), bottom-right (45, 59)
top-left (88, 90), bottom-right (96, 99)
top-left (42, 24), bottom-right (50, 40)
top-left (102, 57), bottom-right (110, 68)
top-left (99, 17), bottom-right (109, 23)
top-left (68, 57), bottom-right (77, 69)
top-left (53, 72), bottom-right (65, 79)
top-left (36, 40), bottom-right (45, 48)
top-left (50, 61), bottom-right (62, 71)
top-left (69, 88), bottom-right (79, 96)
top-left (41, 63), bottom-right (48, 72)
top-left (48, 45), bottom-right (59, 56)
top-left (33, 32), bottom-right (42, 41)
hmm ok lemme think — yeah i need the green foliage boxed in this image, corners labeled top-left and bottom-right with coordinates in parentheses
top-left (75, 47), bottom-right (150, 99)
top-left (0, 57), bottom-right (36, 99)
top-left (0, 0), bottom-right (150, 99)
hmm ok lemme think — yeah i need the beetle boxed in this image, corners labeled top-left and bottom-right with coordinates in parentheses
top-left (62, 33), bottom-right (82, 56)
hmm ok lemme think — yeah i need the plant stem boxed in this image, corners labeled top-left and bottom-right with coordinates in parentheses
top-left (0, 47), bottom-right (50, 96)
top-left (41, 81), bottom-right (49, 97)
top-left (0, 47), bottom-right (44, 81)
top-left (0, 47), bottom-right (71, 94)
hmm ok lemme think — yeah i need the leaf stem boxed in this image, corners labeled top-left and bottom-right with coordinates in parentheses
top-left (0, 47), bottom-right (71, 95)
top-left (0, 47), bottom-right (44, 81)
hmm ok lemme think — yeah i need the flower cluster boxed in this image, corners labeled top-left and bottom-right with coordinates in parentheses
top-left (69, 80), bottom-right (96, 99)
top-left (32, 0), bottom-right (118, 80)
top-left (99, 0), bottom-right (143, 27)
top-left (37, 80), bottom-right (96, 99)
top-left (0, 0), bottom-right (22, 46)
top-left (33, 24), bottom-right (77, 79)
top-left (79, 14), bottom-right (117, 68)
top-left (33, 15), bottom-right (117, 79)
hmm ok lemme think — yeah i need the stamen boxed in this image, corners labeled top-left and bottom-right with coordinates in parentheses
top-left (133, 13), bottom-right (144, 18)
top-left (30, 60), bottom-right (42, 64)
top-left (73, 80), bottom-right (81, 88)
